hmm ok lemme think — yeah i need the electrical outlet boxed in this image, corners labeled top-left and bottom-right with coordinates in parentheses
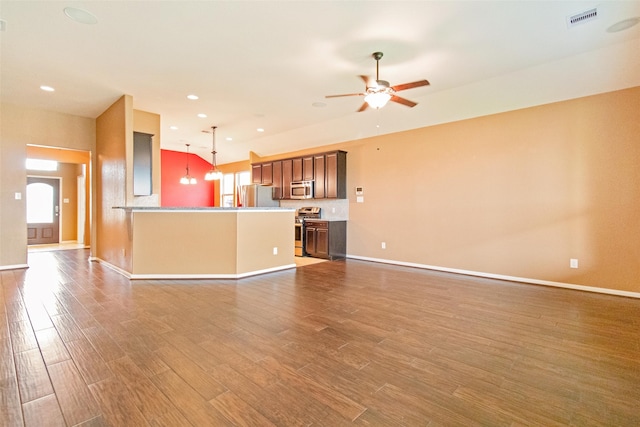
top-left (273, 247), bottom-right (278, 255)
top-left (381, 242), bottom-right (386, 249)
top-left (570, 258), bottom-right (579, 269)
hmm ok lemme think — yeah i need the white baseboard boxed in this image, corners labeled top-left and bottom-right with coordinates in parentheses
top-left (347, 255), bottom-right (640, 299)
top-left (91, 258), bottom-right (132, 279)
top-left (0, 264), bottom-right (29, 271)
top-left (92, 258), bottom-right (296, 280)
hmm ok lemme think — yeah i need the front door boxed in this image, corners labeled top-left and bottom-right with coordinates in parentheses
top-left (27, 177), bottom-right (60, 245)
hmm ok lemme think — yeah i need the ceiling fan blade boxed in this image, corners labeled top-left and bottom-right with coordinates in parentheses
top-left (359, 75), bottom-right (374, 88)
top-left (325, 93), bottom-right (364, 98)
top-left (357, 102), bottom-right (369, 112)
top-left (391, 79), bottom-right (430, 92)
top-left (390, 95), bottom-right (417, 108)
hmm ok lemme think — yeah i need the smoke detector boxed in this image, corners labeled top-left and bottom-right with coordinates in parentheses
top-left (567, 8), bottom-right (598, 29)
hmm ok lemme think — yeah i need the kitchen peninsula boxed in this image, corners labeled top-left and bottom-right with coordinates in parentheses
top-left (113, 207), bottom-right (295, 279)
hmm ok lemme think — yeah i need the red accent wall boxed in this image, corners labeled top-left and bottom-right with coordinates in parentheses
top-left (161, 150), bottom-right (215, 207)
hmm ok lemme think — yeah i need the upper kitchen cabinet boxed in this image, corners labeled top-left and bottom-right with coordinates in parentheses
top-left (302, 156), bottom-right (314, 181)
top-left (251, 164), bottom-right (262, 184)
top-left (282, 159), bottom-right (293, 199)
top-left (325, 151), bottom-right (347, 199)
top-left (272, 159), bottom-right (293, 200)
top-left (314, 154), bottom-right (326, 198)
top-left (271, 160), bottom-right (283, 200)
top-left (252, 162), bottom-right (273, 185)
top-left (314, 151), bottom-right (346, 199)
top-left (292, 156), bottom-right (314, 182)
top-left (261, 162), bottom-right (273, 185)
top-left (252, 150), bottom-right (346, 199)
top-left (292, 157), bottom-right (303, 181)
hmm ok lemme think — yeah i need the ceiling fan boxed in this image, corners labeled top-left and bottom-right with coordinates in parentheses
top-left (326, 52), bottom-right (430, 112)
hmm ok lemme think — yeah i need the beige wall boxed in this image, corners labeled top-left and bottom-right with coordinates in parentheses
top-left (236, 210), bottom-right (295, 274)
top-left (130, 209), bottom-right (294, 277)
top-left (96, 95), bottom-right (131, 271)
top-left (342, 87), bottom-right (639, 292)
top-left (0, 104), bottom-right (95, 267)
top-left (95, 97), bottom-right (162, 271)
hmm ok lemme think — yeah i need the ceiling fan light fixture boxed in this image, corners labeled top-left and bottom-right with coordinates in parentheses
top-left (326, 51), bottom-right (426, 111)
top-left (365, 90), bottom-right (392, 109)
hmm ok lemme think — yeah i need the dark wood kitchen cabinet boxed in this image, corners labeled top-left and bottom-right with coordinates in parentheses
top-left (261, 162), bottom-right (273, 185)
top-left (251, 164), bottom-right (262, 184)
top-left (325, 151), bottom-right (346, 198)
top-left (281, 158), bottom-right (293, 199)
top-left (271, 160), bottom-right (282, 199)
top-left (251, 162), bottom-right (274, 185)
top-left (271, 159), bottom-right (294, 200)
top-left (312, 150), bottom-right (346, 199)
top-left (313, 154), bottom-right (326, 198)
top-left (292, 158), bottom-right (303, 181)
top-left (252, 150), bottom-right (346, 198)
top-left (304, 220), bottom-right (346, 260)
top-left (302, 156), bottom-right (314, 181)
top-left (292, 156), bottom-right (314, 182)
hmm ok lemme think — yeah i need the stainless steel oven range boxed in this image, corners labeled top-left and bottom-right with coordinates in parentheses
top-left (295, 207), bottom-right (320, 257)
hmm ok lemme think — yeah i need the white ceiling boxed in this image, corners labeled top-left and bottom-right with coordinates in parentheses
top-left (1, 1), bottom-right (639, 164)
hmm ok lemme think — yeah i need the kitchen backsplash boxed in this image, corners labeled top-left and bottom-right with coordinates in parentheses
top-left (280, 199), bottom-right (349, 220)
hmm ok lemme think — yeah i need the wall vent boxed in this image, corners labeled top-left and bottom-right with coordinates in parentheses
top-left (567, 8), bottom-right (598, 28)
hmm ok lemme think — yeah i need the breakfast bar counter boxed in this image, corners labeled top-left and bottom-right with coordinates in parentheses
top-left (113, 207), bottom-right (295, 279)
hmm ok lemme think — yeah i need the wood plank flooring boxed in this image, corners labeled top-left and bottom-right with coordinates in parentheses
top-left (1, 249), bottom-right (639, 426)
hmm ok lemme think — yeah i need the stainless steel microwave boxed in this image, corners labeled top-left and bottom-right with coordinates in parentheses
top-left (290, 180), bottom-right (314, 199)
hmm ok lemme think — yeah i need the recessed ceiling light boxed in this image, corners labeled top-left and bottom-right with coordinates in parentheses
top-left (257, 128), bottom-right (265, 132)
top-left (63, 7), bottom-right (98, 25)
top-left (197, 113), bottom-right (207, 118)
top-left (169, 126), bottom-right (178, 130)
top-left (607, 17), bottom-right (640, 33)
top-left (40, 85), bottom-right (55, 92)
top-left (226, 137), bottom-right (233, 141)
top-left (187, 94), bottom-right (199, 100)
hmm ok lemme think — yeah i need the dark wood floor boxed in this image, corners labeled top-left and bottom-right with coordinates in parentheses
top-left (1, 249), bottom-right (639, 426)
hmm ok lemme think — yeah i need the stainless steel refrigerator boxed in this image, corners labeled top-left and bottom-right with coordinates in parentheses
top-left (240, 184), bottom-right (279, 207)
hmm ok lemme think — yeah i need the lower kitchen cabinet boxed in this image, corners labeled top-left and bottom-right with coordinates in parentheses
top-left (304, 220), bottom-right (346, 260)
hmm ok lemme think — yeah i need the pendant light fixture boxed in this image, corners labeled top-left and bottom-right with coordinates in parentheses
top-left (179, 143), bottom-right (197, 185)
top-left (204, 125), bottom-right (223, 181)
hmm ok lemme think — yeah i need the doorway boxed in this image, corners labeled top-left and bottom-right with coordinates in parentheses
top-left (27, 177), bottom-right (61, 245)
top-left (25, 145), bottom-right (91, 252)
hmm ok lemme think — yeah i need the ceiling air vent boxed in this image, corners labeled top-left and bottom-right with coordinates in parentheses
top-left (567, 8), bottom-right (598, 29)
